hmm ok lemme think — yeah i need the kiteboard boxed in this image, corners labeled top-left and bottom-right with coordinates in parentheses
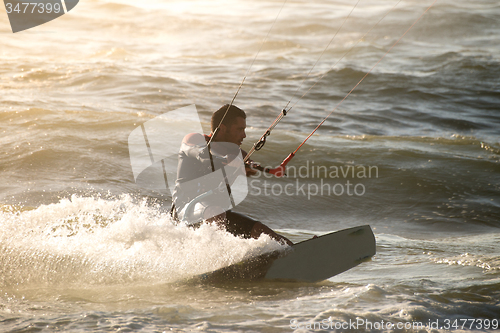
top-left (196, 225), bottom-right (376, 283)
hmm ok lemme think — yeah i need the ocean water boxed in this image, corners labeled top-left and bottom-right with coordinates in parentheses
top-left (1, 0), bottom-right (499, 332)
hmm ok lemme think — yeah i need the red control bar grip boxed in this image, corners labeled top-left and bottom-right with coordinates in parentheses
top-left (266, 152), bottom-right (295, 177)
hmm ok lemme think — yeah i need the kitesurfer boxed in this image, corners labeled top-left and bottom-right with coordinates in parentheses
top-left (171, 104), bottom-right (293, 246)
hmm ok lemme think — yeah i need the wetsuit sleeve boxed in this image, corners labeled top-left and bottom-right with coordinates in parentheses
top-left (182, 142), bottom-right (210, 163)
top-left (180, 133), bottom-right (225, 169)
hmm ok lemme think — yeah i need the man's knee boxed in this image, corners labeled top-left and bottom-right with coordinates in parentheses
top-left (250, 222), bottom-right (271, 237)
top-left (250, 222), bottom-right (293, 246)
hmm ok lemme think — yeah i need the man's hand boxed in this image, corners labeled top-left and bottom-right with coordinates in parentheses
top-left (245, 162), bottom-right (261, 177)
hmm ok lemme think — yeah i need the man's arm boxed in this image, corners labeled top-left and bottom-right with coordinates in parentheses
top-left (181, 133), bottom-right (229, 172)
top-left (241, 149), bottom-right (261, 176)
top-left (181, 133), bottom-right (211, 162)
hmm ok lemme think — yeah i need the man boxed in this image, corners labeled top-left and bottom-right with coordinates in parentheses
top-left (171, 104), bottom-right (292, 246)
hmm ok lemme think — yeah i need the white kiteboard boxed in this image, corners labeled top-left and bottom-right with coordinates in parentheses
top-left (196, 225), bottom-right (376, 283)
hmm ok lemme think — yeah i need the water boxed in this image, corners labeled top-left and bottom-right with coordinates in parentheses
top-left (1, 0), bottom-right (500, 331)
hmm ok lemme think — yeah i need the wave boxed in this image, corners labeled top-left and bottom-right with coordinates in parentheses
top-left (0, 195), bottom-right (285, 289)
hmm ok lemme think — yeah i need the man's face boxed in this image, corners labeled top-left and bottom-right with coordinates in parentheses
top-left (219, 117), bottom-right (247, 146)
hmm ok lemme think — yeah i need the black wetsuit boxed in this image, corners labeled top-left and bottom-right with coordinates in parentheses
top-left (171, 133), bottom-right (258, 238)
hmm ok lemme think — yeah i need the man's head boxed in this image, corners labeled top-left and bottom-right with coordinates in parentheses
top-left (211, 104), bottom-right (247, 146)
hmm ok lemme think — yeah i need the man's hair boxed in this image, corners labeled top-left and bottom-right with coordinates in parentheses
top-left (211, 104), bottom-right (246, 132)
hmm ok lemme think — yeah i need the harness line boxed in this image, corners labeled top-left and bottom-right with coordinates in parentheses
top-left (197, 0), bottom-right (289, 215)
top-left (244, 0), bottom-right (362, 163)
top-left (261, 0), bottom-right (438, 176)
top-left (287, 0), bottom-right (403, 113)
top-left (244, 0), bottom-right (402, 164)
top-left (283, 0), bottom-right (361, 113)
top-left (207, 0), bottom-right (288, 149)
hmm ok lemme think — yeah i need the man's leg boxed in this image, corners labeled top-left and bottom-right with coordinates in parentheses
top-left (250, 221), bottom-right (293, 246)
top-left (225, 211), bottom-right (293, 246)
